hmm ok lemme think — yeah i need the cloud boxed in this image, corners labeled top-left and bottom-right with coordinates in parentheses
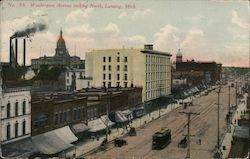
top-left (66, 23), bottom-right (96, 36)
top-left (118, 9), bottom-right (152, 20)
top-left (104, 22), bottom-right (120, 34)
top-left (118, 12), bottom-right (129, 19)
top-left (231, 10), bottom-right (248, 29)
top-left (154, 25), bottom-right (180, 53)
top-left (65, 8), bottom-right (93, 23)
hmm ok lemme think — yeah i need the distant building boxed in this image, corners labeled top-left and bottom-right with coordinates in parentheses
top-left (174, 49), bottom-right (222, 85)
top-left (78, 44), bottom-right (172, 102)
top-left (31, 28), bottom-right (84, 69)
top-left (65, 68), bottom-right (85, 91)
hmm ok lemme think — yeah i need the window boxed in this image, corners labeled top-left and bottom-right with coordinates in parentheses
top-left (59, 112), bottom-right (63, 123)
top-left (108, 57), bottom-right (111, 62)
top-left (77, 108), bottom-right (81, 119)
top-left (124, 74), bottom-right (127, 80)
top-left (108, 65), bottom-right (111, 71)
top-left (15, 122), bottom-right (18, 137)
top-left (67, 72), bottom-right (69, 77)
top-left (7, 124), bottom-right (11, 140)
top-left (103, 82), bottom-right (106, 87)
top-left (23, 120), bottom-right (26, 135)
top-left (55, 113), bottom-right (58, 124)
top-left (124, 82), bottom-right (128, 88)
top-left (103, 74), bottom-right (106, 80)
top-left (103, 65), bottom-right (106, 71)
top-left (108, 82), bottom-right (111, 88)
top-left (117, 65), bottom-right (120, 71)
top-left (23, 100), bottom-right (26, 115)
top-left (117, 82), bottom-right (120, 87)
top-left (7, 103), bottom-right (10, 118)
top-left (109, 74), bottom-right (111, 80)
top-left (15, 102), bottom-right (18, 116)
top-left (67, 79), bottom-right (69, 84)
top-left (103, 57), bottom-right (106, 62)
top-left (117, 57), bottom-right (120, 62)
top-left (64, 111), bottom-right (67, 122)
top-left (124, 56), bottom-right (128, 62)
top-left (124, 65), bottom-right (128, 71)
top-left (117, 74), bottom-right (120, 80)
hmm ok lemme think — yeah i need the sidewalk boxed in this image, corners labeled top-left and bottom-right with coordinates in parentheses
top-left (220, 93), bottom-right (248, 159)
top-left (58, 95), bottom-right (196, 158)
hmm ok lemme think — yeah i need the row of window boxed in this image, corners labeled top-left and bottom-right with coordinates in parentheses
top-left (146, 55), bottom-right (169, 64)
top-left (103, 56), bottom-right (128, 63)
top-left (6, 120), bottom-right (26, 140)
top-left (103, 65), bottom-right (128, 71)
top-left (103, 73), bottom-right (127, 80)
top-left (6, 101), bottom-right (27, 119)
top-left (103, 81), bottom-right (128, 88)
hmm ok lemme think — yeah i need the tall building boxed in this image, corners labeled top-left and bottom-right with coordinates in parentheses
top-left (31, 28), bottom-right (84, 69)
top-left (77, 44), bottom-right (172, 102)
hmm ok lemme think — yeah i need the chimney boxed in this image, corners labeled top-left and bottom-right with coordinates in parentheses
top-left (9, 38), bottom-right (12, 66)
top-left (23, 39), bottom-right (26, 66)
top-left (15, 38), bottom-right (18, 66)
top-left (144, 44), bottom-right (153, 50)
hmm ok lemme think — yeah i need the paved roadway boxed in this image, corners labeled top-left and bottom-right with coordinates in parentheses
top-left (86, 85), bottom-right (235, 159)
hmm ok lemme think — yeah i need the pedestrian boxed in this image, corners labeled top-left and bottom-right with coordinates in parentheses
top-left (97, 135), bottom-right (99, 141)
top-left (199, 139), bottom-right (201, 145)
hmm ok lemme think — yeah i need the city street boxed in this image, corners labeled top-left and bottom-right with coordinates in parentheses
top-left (85, 85), bottom-right (237, 159)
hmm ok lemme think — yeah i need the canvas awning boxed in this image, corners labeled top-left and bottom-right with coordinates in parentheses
top-left (88, 118), bottom-right (106, 132)
top-left (32, 126), bottom-right (77, 155)
top-left (115, 111), bottom-right (128, 123)
top-left (100, 115), bottom-right (115, 127)
top-left (121, 110), bottom-right (134, 120)
top-left (70, 122), bottom-right (89, 134)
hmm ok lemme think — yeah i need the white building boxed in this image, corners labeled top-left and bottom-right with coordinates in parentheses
top-left (77, 45), bottom-right (172, 102)
top-left (0, 66), bottom-right (31, 147)
top-left (65, 68), bottom-right (85, 91)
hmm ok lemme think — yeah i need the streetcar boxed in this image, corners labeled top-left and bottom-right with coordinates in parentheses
top-left (152, 128), bottom-right (171, 150)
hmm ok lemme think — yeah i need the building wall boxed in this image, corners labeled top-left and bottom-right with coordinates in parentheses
top-left (0, 90), bottom-right (31, 145)
top-left (31, 97), bottom-right (87, 136)
top-left (65, 69), bottom-right (85, 90)
top-left (83, 47), bottom-right (171, 102)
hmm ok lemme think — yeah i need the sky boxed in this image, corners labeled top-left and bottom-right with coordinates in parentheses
top-left (0, 0), bottom-right (249, 67)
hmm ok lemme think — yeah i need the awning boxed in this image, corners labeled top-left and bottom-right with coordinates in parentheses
top-left (121, 110), bottom-right (134, 120)
top-left (70, 122), bottom-right (89, 134)
top-left (32, 126), bottom-right (77, 155)
top-left (88, 118), bottom-right (106, 132)
top-left (115, 111), bottom-right (128, 123)
top-left (100, 115), bottom-right (115, 127)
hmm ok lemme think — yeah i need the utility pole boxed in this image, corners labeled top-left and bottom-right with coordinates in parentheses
top-left (228, 85), bottom-right (231, 132)
top-left (215, 86), bottom-right (222, 159)
top-left (235, 82), bottom-right (238, 108)
top-left (106, 91), bottom-right (110, 141)
top-left (179, 111), bottom-right (200, 159)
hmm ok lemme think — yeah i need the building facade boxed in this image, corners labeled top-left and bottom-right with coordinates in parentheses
top-left (65, 68), bottom-right (85, 91)
top-left (31, 29), bottom-right (84, 69)
top-left (79, 45), bottom-right (172, 102)
top-left (0, 88), bottom-right (31, 145)
top-left (31, 94), bottom-right (87, 136)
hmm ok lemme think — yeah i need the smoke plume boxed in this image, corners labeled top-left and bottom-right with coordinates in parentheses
top-left (11, 22), bottom-right (47, 39)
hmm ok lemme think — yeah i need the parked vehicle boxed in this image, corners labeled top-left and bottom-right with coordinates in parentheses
top-left (114, 138), bottom-right (128, 147)
top-left (152, 128), bottom-right (171, 150)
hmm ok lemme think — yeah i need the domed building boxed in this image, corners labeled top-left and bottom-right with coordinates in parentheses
top-left (31, 28), bottom-right (84, 69)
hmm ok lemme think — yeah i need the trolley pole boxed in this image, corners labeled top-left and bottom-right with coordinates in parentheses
top-left (179, 111), bottom-right (200, 159)
top-left (215, 86), bottom-right (222, 159)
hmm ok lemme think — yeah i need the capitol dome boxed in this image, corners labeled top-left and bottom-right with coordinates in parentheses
top-left (57, 28), bottom-right (66, 48)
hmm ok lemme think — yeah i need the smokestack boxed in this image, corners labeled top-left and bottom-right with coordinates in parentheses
top-left (9, 38), bottom-right (12, 66)
top-left (15, 38), bottom-right (18, 66)
top-left (23, 39), bottom-right (26, 66)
